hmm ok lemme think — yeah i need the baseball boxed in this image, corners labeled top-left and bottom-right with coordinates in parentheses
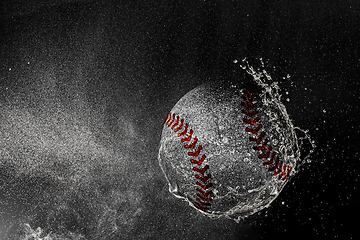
top-left (158, 77), bottom-right (300, 222)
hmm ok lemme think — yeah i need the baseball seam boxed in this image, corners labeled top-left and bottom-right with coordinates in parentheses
top-left (165, 113), bottom-right (213, 211)
top-left (241, 85), bottom-right (292, 180)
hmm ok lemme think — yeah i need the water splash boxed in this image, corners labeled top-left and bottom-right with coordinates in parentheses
top-left (158, 58), bottom-right (316, 223)
top-left (236, 57), bottom-right (316, 171)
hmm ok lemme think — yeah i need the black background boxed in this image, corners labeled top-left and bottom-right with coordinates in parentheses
top-left (0, 0), bottom-right (359, 239)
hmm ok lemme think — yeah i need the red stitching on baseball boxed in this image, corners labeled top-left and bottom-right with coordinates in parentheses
top-left (279, 165), bottom-right (287, 178)
top-left (197, 193), bottom-right (212, 201)
top-left (241, 102), bottom-right (257, 110)
top-left (253, 139), bottom-right (269, 151)
top-left (274, 162), bottom-right (283, 176)
top-left (246, 124), bottom-right (262, 134)
top-left (197, 188), bottom-right (213, 196)
top-left (196, 181), bottom-right (212, 190)
top-left (185, 137), bottom-right (198, 149)
top-left (168, 113), bottom-right (175, 126)
top-left (165, 113), bottom-right (172, 125)
top-left (165, 113), bottom-right (213, 211)
top-left (242, 109), bottom-right (258, 117)
top-left (196, 198), bottom-right (211, 205)
top-left (242, 94), bottom-right (256, 103)
top-left (240, 84), bottom-right (292, 180)
top-left (263, 152), bottom-right (277, 166)
top-left (178, 123), bottom-right (189, 136)
top-left (171, 115), bottom-right (179, 129)
top-left (188, 146), bottom-right (202, 157)
top-left (250, 131), bottom-right (265, 143)
top-left (258, 145), bottom-right (272, 159)
top-left (191, 154), bottom-right (206, 165)
top-left (181, 129), bottom-right (193, 142)
top-left (193, 164), bottom-right (209, 174)
top-left (195, 174), bottom-right (211, 183)
top-left (243, 117), bottom-right (260, 125)
top-left (174, 118), bottom-right (184, 132)
top-left (243, 90), bottom-right (257, 99)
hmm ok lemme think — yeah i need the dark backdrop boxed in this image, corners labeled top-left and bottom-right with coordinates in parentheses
top-left (0, 0), bottom-right (359, 239)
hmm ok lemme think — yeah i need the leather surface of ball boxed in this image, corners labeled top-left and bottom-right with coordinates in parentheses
top-left (158, 79), bottom-right (299, 222)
